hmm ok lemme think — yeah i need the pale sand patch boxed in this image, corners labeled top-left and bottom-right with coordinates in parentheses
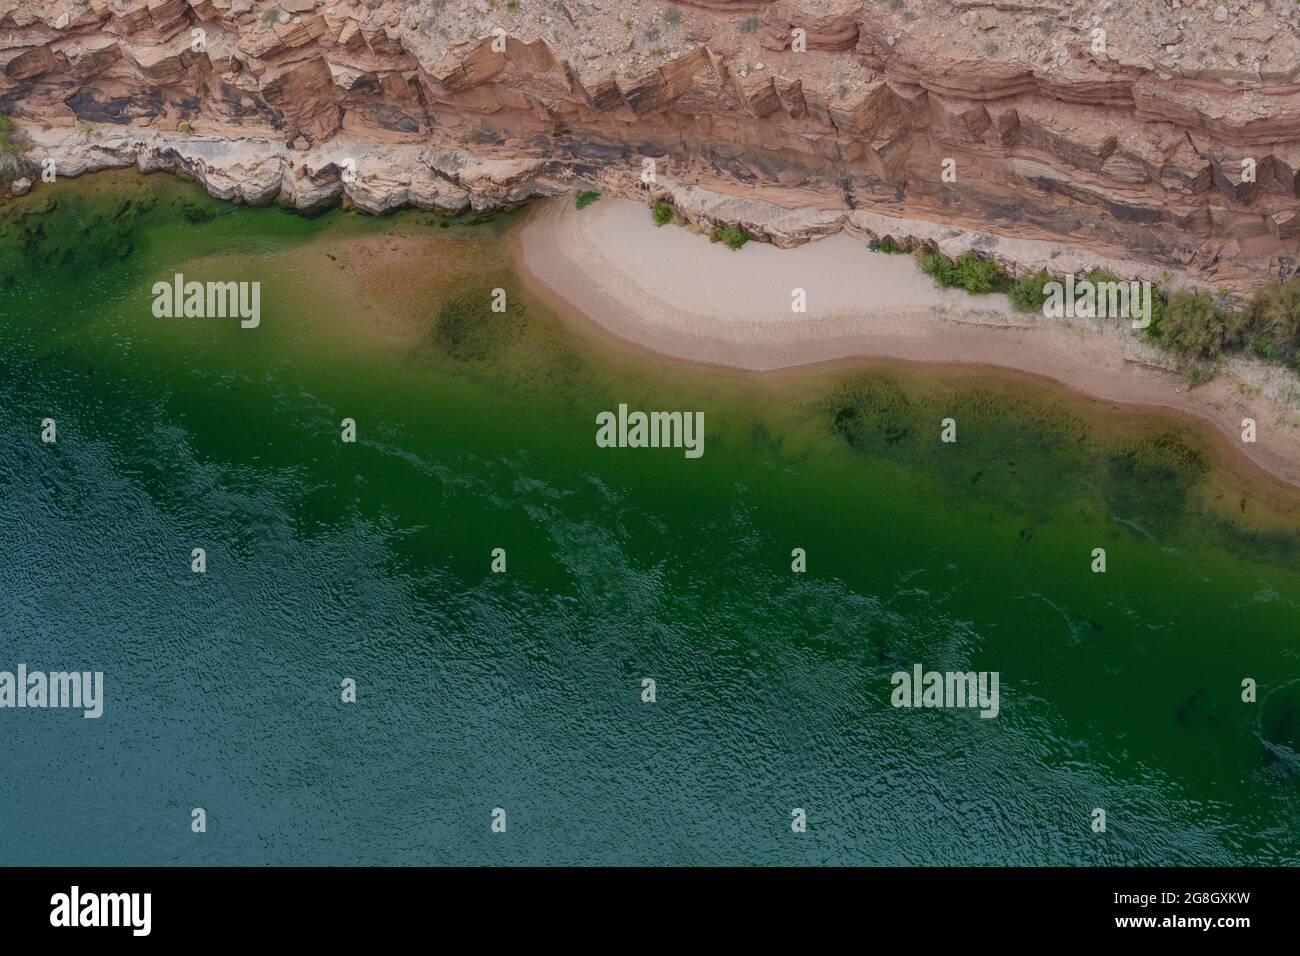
top-left (518, 197), bottom-right (1300, 491)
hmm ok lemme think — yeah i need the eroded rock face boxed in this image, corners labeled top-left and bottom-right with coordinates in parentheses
top-left (760, 0), bottom-right (859, 54)
top-left (3, 0), bottom-right (1299, 290)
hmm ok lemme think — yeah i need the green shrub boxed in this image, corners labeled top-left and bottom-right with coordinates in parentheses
top-left (1084, 266), bottom-right (1122, 286)
top-left (1158, 289), bottom-right (1238, 360)
top-left (918, 251), bottom-right (958, 287)
top-left (1243, 276), bottom-right (1300, 359)
top-left (1250, 333), bottom-right (1281, 361)
top-left (1008, 268), bottom-right (1052, 312)
top-left (956, 252), bottom-right (1006, 294)
top-left (651, 201), bottom-right (673, 226)
top-left (870, 236), bottom-right (908, 254)
top-left (908, 248), bottom-right (1300, 375)
top-left (918, 250), bottom-right (1006, 295)
top-left (0, 114), bottom-right (30, 181)
top-left (1141, 287), bottom-right (1168, 342)
top-left (0, 113), bottom-right (30, 159)
top-left (0, 114), bottom-right (18, 155)
top-left (709, 224), bottom-right (750, 250)
top-left (575, 190), bottom-right (600, 210)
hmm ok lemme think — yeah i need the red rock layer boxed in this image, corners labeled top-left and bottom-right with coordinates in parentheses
top-left (3, 0), bottom-right (1299, 290)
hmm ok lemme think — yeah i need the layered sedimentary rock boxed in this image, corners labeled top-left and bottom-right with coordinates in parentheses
top-left (3, 0), bottom-right (1300, 291)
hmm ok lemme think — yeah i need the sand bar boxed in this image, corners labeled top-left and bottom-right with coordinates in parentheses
top-left (518, 197), bottom-right (1300, 491)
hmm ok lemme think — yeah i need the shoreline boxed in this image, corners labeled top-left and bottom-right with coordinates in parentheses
top-left (516, 197), bottom-right (1300, 493)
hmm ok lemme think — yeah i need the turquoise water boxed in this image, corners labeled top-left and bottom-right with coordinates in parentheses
top-left (1, 173), bottom-right (1298, 865)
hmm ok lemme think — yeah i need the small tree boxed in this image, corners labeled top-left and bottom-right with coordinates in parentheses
top-left (1008, 268), bottom-right (1052, 313)
top-left (1160, 290), bottom-right (1238, 360)
top-left (1244, 277), bottom-right (1300, 359)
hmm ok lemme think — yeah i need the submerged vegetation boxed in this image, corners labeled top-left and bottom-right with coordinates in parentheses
top-left (817, 370), bottom-right (1225, 534)
top-left (575, 190), bottom-right (600, 210)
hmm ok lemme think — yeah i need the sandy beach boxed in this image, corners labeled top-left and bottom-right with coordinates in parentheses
top-left (518, 197), bottom-right (1300, 491)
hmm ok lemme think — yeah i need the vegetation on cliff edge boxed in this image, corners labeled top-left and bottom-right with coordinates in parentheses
top-left (913, 247), bottom-right (1300, 377)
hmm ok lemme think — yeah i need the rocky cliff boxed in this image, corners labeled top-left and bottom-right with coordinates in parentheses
top-left (3, 0), bottom-right (1300, 291)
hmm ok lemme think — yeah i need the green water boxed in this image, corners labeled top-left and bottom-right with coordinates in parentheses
top-left (1, 173), bottom-right (1298, 865)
